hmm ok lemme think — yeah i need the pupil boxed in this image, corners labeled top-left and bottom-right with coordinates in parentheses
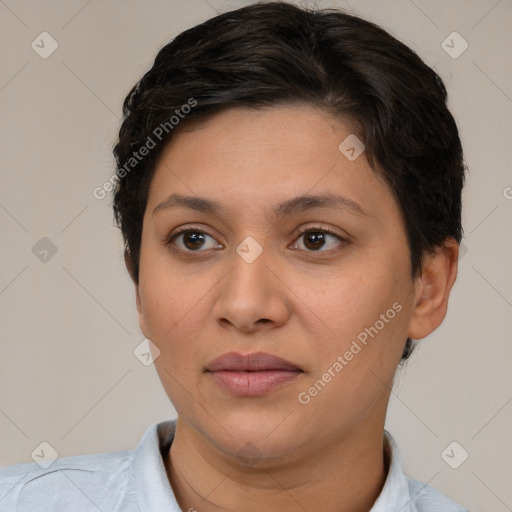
top-left (305, 232), bottom-right (325, 250)
top-left (184, 232), bottom-right (205, 250)
top-left (182, 231), bottom-right (326, 251)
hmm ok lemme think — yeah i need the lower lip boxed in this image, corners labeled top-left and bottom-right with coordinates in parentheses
top-left (208, 370), bottom-right (302, 397)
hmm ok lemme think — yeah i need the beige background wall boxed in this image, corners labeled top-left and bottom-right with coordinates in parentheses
top-left (1, 1), bottom-right (511, 510)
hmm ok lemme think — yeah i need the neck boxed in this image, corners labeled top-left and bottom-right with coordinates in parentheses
top-left (164, 418), bottom-right (388, 512)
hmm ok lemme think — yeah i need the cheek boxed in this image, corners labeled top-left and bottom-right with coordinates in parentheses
top-left (139, 261), bottom-right (212, 411)
top-left (290, 258), bottom-right (410, 355)
top-left (137, 244), bottom-right (213, 361)
top-left (292, 267), bottom-right (410, 430)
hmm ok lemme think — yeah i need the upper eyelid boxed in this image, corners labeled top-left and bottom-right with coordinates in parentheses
top-left (168, 224), bottom-right (347, 249)
top-left (169, 223), bottom-right (345, 239)
top-left (168, 226), bottom-right (219, 241)
top-left (168, 227), bottom-right (221, 247)
top-left (294, 223), bottom-right (348, 239)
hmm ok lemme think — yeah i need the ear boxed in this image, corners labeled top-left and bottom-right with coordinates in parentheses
top-left (407, 237), bottom-right (459, 340)
top-left (124, 249), bottom-right (149, 337)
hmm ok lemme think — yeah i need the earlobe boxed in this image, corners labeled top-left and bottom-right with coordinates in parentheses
top-left (407, 238), bottom-right (459, 340)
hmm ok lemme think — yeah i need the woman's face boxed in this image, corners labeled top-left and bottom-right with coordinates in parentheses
top-left (135, 105), bottom-right (422, 463)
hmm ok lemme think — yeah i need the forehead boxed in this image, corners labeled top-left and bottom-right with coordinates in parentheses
top-left (169, 105), bottom-right (356, 167)
top-left (146, 105), bottom-right (398, 223)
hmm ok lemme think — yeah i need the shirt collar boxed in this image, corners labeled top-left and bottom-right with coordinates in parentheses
top-left (370, 429), bottom-right (414, 511)
top-left (130, 421), bottom-right (414, 511)
top-left (129, 420), bottom-right (181, 511)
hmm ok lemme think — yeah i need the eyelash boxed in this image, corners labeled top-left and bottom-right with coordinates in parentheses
top-left (166, 224), bottom-right (349, 255)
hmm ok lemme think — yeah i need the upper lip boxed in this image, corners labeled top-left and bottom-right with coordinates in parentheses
top-left (206, 352), bottom-right (302, 372)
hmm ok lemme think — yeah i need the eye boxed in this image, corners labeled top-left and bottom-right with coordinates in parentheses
top-left (291, 225), bottom-right (348, 252)
top-left (168, 229), bottom-right (223, 252)
top-left (166, 224), bottom-right (348, 254)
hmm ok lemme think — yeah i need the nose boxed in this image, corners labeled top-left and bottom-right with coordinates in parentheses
top-left (213, 242), bottom-right (291, 334)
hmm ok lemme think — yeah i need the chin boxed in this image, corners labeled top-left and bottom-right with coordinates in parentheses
top-left (200, 408), bottom-right (303, 464)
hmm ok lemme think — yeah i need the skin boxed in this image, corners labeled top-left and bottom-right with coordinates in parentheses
top-left (129, 105), bottom-right (459, 511)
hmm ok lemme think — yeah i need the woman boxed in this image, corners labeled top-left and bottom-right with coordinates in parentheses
top-left (0, 2), bottom-right (468, 510)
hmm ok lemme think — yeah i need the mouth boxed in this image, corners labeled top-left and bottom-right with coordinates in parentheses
top-left (205, 352), bottom-right (303, 397)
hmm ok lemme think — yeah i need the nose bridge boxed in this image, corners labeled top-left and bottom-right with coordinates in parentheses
top-left (214, 234), bottom-right (289, 330)
top-left (228, 235), bottom-right (273, 295)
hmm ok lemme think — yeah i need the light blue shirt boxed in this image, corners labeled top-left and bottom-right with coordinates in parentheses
top-left (0, 420), bottom-right (468, 511)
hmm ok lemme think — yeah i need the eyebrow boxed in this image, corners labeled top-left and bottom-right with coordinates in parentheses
top-left (152, 192), bottom-right (368, 218)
